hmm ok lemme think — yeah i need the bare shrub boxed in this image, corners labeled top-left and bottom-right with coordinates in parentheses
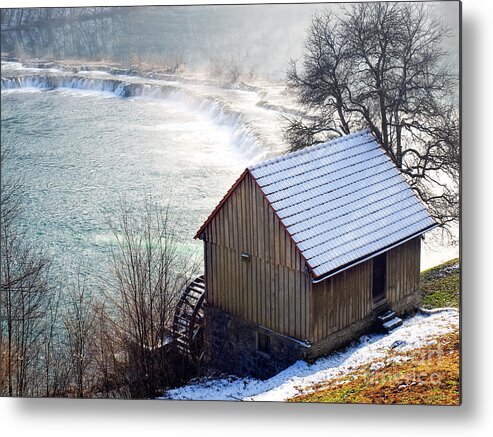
top-left (101, 200), bottom-right (199, 398)
top-left (0, 149), bottom-right (56, 397)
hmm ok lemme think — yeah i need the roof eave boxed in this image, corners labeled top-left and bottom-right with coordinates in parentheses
top-left (311, 223), bottom-right (439, 284)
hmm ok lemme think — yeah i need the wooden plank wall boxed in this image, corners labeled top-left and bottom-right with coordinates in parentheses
top-left (310, 237), bottom-right (421, 343)
top-left (203, 172), bottom-right (311, 340)
top-left (310, 261), bottom-right (373, 343)
top-left (386, 237), bottom-right (421, 304)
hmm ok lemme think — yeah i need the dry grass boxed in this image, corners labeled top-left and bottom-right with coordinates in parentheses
top-left (289, 258), bottom-right (461, 404)
top-left (289, 330), bottom-right (459, 405)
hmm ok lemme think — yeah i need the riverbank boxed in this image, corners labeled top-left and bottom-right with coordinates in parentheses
top-left (287, 259), bottom-right (461, 404)
top-left (162, 310), bottom-right (459, 402)
top-left (421, 258), bottom-right (460, 309)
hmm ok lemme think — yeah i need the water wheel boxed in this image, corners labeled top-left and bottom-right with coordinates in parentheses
top-left (172, 274), bottom-right (206, 362)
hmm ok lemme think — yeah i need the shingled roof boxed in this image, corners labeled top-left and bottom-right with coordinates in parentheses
top-left (197, 129), bottom-right (437, 281)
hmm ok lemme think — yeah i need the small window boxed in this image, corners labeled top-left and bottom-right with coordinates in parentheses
top-left (241, 251), bottom-right (251, 261)
top-left (257, 332), bottom-right (271, 354)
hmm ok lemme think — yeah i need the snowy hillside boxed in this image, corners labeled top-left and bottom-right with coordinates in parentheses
top-left (161, 310), bottom-right (458, 401)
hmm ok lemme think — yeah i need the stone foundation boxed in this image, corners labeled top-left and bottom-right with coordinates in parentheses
top-left (309, 289), bottom-right (422, 360)
top-left (389, 289), bottom-right (422, 316)
top-left (204, 305), bottom-right (310, 380)
top-left (307, 311), bottom-right (378, 360)
top-left (204, 290), bottom-right (421, 379)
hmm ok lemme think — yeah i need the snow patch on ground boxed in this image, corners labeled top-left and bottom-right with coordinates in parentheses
top-left (160, 310), bottom-right (458, 402)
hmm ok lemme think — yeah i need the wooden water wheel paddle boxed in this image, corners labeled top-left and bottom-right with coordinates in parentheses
top-left (172, 275), bottom-right (206, 362)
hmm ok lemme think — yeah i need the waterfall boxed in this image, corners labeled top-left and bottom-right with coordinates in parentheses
top-left (1, 70), bottom-right (267, 162)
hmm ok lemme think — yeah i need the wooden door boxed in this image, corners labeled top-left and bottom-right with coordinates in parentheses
top-left (372, 253), bottom-right (387, 305)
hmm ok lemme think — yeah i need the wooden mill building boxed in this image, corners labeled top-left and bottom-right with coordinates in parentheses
top-left (194, 129), bottom-right (437, 378)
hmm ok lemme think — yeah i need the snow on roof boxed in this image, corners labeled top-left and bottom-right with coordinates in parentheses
top-left (248, 129), bottom-right (437, 278)
top-left (195, 129), bottom-right (437, 279)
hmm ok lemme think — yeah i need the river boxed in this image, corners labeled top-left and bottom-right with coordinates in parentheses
top-left (0, 61), bottom-right (458, 285)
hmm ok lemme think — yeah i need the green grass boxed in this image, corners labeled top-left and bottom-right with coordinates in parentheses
top-left (420, 258), bottom-right (460, 309)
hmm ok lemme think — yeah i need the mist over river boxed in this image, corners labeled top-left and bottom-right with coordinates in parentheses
top-left (1, 3), bottom-right (459, 80)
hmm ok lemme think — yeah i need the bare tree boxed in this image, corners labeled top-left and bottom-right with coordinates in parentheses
top-left (90, 299), bottom-right (130, 398)
top-left (1, 8), bottom-right (117, 31)
top-left (41, 289), bottom-right (71, 397)
top-left (1, 8), bottom-right (128, 60)
top-left (102, 201), bottom-right (199, 398)
top-left (1, 148), bottom-right (199, 398)
top-left (0, 149), bottom-right (55, 397)
top-left (286, 3), bottom-right (459, 229)
top-left (62, 274), bottom-right (97, 398)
